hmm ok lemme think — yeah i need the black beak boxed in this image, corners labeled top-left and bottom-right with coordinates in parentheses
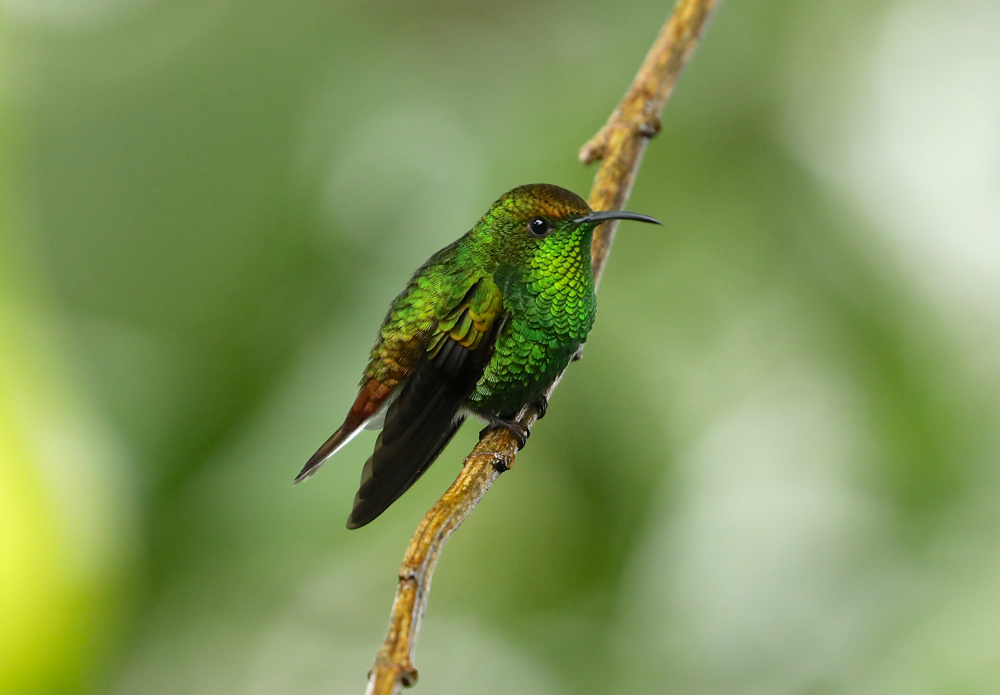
top-left (573, 210), bottom-right (662, 226)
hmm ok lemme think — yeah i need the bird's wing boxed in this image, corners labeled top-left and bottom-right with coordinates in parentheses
top-left (294, 242), bottom-right (472, 485)
top-left (347, 275), bottom-right (505, 528)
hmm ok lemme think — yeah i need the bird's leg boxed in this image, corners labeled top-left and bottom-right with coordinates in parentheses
top-left (479, 415), bottom-right (530, 450)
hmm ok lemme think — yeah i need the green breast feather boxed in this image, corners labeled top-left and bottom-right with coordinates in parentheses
top-left (469, 224), bottom-right (596, 416)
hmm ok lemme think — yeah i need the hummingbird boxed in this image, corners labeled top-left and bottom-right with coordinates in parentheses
top-left (296, 183), bottom-right (659, 528)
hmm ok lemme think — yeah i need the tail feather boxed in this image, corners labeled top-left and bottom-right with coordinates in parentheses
top-left (294, 420), bottom-right (369, 483)
top-left (295, 380), bottom-right (396, 484)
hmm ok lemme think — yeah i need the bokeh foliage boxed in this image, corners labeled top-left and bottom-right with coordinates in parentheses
top-left (2, 0), bottom-right (999, 693)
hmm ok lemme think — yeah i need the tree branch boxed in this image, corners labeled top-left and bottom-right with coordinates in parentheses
top-left (364, 2), bottom-right (718, 692)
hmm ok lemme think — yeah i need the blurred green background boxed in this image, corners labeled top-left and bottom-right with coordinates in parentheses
top-left (3, 0), bottom-right (1000, 693)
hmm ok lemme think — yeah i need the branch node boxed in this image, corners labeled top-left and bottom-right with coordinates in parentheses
top-left (637, 113), bottom-right (662, 138)
top-left (492, 455), bottom-right (512, 473)
top-left (578, 124), bottom-right (612, 164)
top-left (400, 668), bottom-right (418, 688)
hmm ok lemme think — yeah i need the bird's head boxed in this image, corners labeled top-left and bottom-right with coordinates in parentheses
top-left (471, 183), bottom-right (660, 267)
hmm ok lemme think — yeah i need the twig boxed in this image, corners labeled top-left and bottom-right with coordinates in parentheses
top-left (582, 0), bottom-right (719, 284)
top-left (364, 2), bottom-right (718, 692)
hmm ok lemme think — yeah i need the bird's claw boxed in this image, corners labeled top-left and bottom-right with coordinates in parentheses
top-left (479, 420), bottom-right (530, 450)
top-left (533, 396), bottom-right (549, 420)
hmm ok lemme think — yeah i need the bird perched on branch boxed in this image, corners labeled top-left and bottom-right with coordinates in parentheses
top-left (296, 183), bottom-right (659, 528)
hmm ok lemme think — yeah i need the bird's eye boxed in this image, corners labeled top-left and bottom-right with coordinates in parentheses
top-left (527, 217), bottom-right (552, 238)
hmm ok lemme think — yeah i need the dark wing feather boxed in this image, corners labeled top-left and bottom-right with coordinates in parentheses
top-left (346, 275), bottom-right (505, 529)
top-left (347, 333), bottom-right (488, 528)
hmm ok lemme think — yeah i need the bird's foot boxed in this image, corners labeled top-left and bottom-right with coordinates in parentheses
top-left (479, 418), bottom-right (530, 450)
top-left (533, 395), bottom-right (549, 420)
